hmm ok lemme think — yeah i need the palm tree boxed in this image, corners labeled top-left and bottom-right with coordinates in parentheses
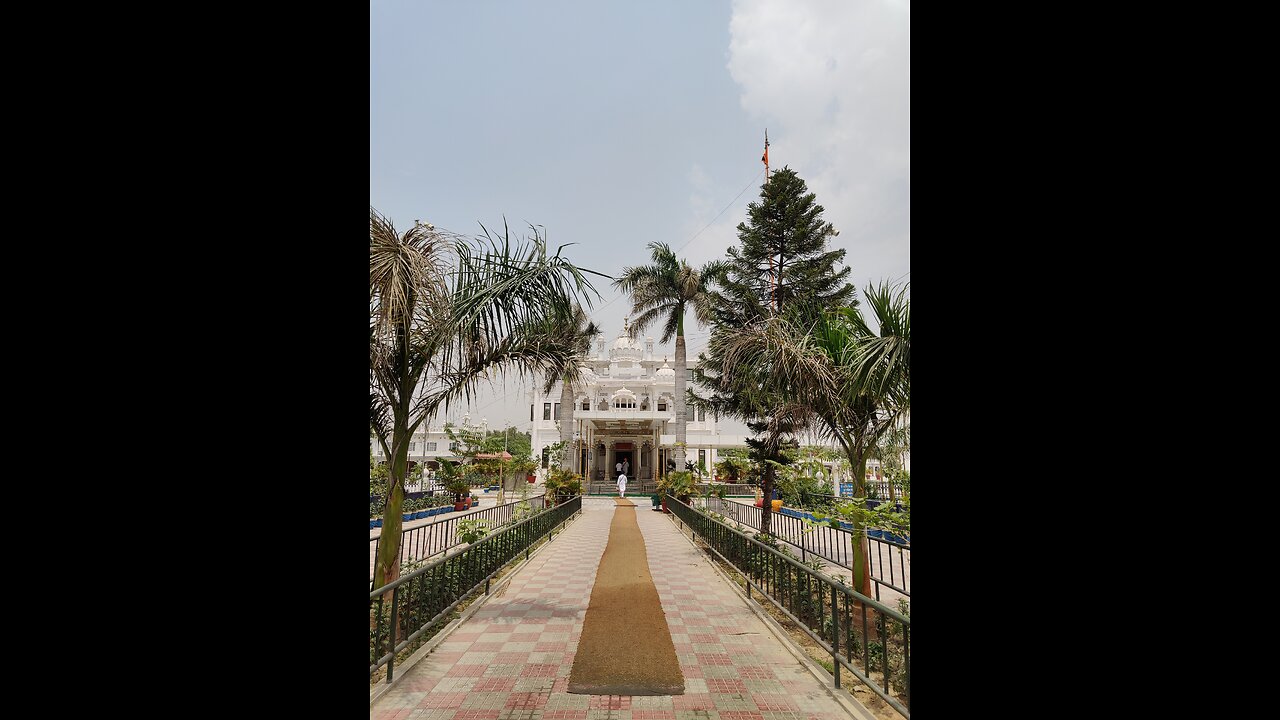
top-left (614, 243), bottom-right (725, 472)
top-left (539, 304), bottom-right (599, 473)
top-left (710, 280), bottom-right (909, 596)
top-left (370, 208), bottom-right (601, 590)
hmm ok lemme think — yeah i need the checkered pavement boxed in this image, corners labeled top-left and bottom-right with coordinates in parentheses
top-left (372, 498), bottom-right (853, 720)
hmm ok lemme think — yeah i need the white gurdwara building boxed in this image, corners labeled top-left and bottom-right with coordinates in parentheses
top-left (529, 321), bottom-right (748, 490)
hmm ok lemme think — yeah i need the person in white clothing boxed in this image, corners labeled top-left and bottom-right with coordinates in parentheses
top-left (616, 461), bottom-right (622, 475)
top-left (617, 473), bottom-right (627, 498)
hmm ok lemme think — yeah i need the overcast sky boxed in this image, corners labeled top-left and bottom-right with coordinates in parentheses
top-left (371, 0), bottom-right (910, 436)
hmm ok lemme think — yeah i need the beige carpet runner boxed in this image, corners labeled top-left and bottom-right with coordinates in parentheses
top-left (567, 502), bottom-right (684, 695)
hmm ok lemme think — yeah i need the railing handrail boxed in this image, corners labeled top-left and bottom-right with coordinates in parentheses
top-left (370, 491), bottom-right (547, 543)
top-left (671, 498), bottom-right (906, 622)
top-left (716, 497), bottom-right (910, 543)
top-left (370, 495), bottom-right (579, 598)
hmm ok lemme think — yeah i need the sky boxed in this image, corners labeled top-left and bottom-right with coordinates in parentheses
top-left (371, 0), bottom-right (910, 436)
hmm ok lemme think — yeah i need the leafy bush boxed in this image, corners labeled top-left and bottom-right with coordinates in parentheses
top-left (456, 518), bottom-right (491, 544)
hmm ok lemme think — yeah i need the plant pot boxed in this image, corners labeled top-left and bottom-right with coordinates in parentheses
top-left (867, 529), bottom-right (884, 540)
top-left (661, 497), bottom-right (670, 513)
top-left (454, 501), bottom-right (466, 511)
top-left (414, 511), bottom-right (427, 519)
top-left (771, 499), bottom-right (783, 512)
top-left (369, 520), bottom-right (377, 529)
top-left (402, 514), bottom-right (413, 522)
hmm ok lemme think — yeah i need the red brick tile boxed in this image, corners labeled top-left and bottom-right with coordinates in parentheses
top-left (504, 693), bottom-right (550, 709)
top-left (471, 678), bottom-right (518, 692)
top-left (706, 679), bottom-right (747, 694)
top-left (588, 695), bottom-right (630, 709)
top-left (695, 653), bottom-right (733, 666)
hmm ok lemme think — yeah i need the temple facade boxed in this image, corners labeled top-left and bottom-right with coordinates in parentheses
top-left (528, 320), bottom-right (748, 489)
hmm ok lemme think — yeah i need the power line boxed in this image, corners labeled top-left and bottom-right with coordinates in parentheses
top-left (589, 167), bottom-right (766, 324)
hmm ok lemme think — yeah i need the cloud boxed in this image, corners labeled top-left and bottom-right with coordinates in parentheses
top-left (727, 0), bottom-right (910, 289)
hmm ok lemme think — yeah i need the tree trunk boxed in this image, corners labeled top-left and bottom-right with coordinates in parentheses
top-left (674, 330), bottom-right (687, 470)
top-left (373, 456), bottom-right (407, 590)
top-left (760, 461), bottom-right (774, 537)
top-left (559, 375), bottom-right (575, 471)
top-left (849, 455), bottom-right (872, 599)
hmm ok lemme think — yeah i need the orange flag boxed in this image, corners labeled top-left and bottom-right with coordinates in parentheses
top-left (761, 131), bottom-right (769, 165)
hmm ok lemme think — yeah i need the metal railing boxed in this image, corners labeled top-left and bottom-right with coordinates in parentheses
top-left (669, 498), bottom-right (909, 718)
top-left (369, 495), bottom-right (581, 685)
top-left (370, 492), bottom-right (547, 587)
top-left (706, 497), bottom-right (910, 600)
top-left (695, 483), bottom-right (757, 496)
top-left (829, 482), bottom-right (906, 502)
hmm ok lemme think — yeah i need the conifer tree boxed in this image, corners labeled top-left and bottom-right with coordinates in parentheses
top-left (713, 167), bottom-right (854, 327)
top-left (696, 168), bottom-right (853, 536)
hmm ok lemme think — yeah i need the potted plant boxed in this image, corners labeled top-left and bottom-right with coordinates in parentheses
top-left (512, 456), bottom-right (538, 485)
top-left (542, 472), bottom-right (563, 508)
top-left (543, 467), bottom-right (581, 506)
top-left (658, 470), bottom-right (696, 513)
top-left (446, 478), bottom-right (471, 511)
top-left (563, 474), bottom-right (583, 499)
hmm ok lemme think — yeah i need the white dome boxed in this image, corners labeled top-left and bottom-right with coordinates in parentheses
top-left (655, 362), bottom-right (675, 378)
top-left (610, 325), bottom-right (642, 360)
top-left (612, 386), bottom-right (636, 401)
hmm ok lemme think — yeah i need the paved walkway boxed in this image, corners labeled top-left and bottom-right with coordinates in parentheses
top-left (371, 498), bottom-right (856, 720)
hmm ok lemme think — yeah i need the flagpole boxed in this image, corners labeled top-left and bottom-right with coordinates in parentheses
top-left (763, 129), bottom-right (775, 312)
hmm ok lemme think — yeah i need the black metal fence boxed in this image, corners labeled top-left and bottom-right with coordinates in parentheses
top-left (706, 497), bottom-right (910, 601)
top-left (370, 493), bottom-right (546, 586)
top-left (369, 495), bottom-right (581, 685)
top-left (669, 498), bottom-right (909, 718)
top-left (695, 483), bottom-right (757, 496)
top-left (811, 484), bottom-right (904, 504)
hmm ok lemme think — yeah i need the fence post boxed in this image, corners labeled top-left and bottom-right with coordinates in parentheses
top-left (831, 584), bottom-right (841, 689)
top-left (386, 585), bottom-right (400, 684)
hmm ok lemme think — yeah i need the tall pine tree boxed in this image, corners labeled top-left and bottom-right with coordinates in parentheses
top-left (696, 167), bottom-right (854, 536)
top-left (713, 167), bottom-right (854, 327)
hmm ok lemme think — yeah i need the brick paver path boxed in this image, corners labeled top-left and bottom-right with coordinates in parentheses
top-left (371, 498), bottom-right (854, 720)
